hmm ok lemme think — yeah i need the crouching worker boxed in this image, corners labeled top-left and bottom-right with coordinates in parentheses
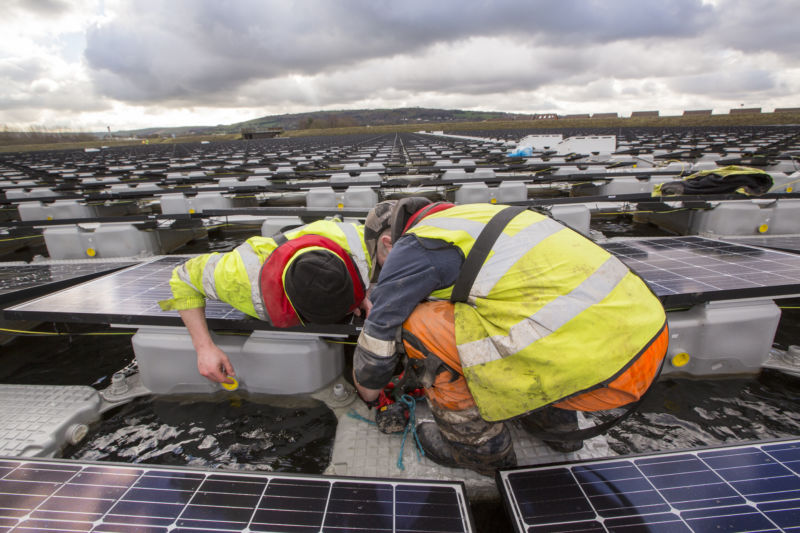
top-left (353, 198), bottom-right (668, 476)
top-left (159, 219), bottom-right (372, 385)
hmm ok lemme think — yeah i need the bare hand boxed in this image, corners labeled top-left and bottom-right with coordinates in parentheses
top-left (353, 297), bottom-right (373, 318)
top-left (196, 343), bottom-right (236, 384)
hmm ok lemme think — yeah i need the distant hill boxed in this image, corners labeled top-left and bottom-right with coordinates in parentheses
top-left (117, 107), bottom-right (532, 137)
top-left (229, 107), bottom-right (531, 132)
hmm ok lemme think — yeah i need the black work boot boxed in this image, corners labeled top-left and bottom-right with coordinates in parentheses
top-left (416, 422), bottom-right (460, 469)
top-left (519, 407), bottom-right (584, 453)
top-left (417, 422), bottom-right (516, 476)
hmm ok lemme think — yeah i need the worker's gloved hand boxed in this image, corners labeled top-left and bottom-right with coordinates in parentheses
top-left (353, 332), bottom-right (399, 389)
top-left (375, 399), bottom-right (410, 434)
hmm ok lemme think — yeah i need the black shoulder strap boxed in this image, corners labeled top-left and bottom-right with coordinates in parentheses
top-left (272, 232), bottom-right (289, 246)
top-left (450, 206), bottom-right (526, 303)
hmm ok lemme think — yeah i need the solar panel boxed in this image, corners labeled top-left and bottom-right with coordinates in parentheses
top-left (498, 438), bottom-right (800, 533)
top-left (2, 256), bottom-right (359, 335)
top-left (0, 456), bottom-right (474, 532)
top-left (602, 236), bottom-right (800, 306)
top-left (0, 260), bottom-right (137, 305)
top-left (719, 235), bottom-right (800, 254)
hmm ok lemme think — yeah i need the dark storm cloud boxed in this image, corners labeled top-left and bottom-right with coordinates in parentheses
top-left (713, 0), bottom-right (800, 56)
top-left (84, 0), bottom-right (716, 102)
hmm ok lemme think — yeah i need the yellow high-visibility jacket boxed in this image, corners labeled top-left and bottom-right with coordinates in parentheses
top-left (406, 204), bottom-right (667, 421)
top-left (158, 220), bottom-right (371, 321)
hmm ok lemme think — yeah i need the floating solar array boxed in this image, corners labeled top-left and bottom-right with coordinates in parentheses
top-left (498, 438), bottom-right (800, 533)
top-left (2, 256), bottom-right (359, 334)
top-left (1, 128), bottom-right (797, 210)
top-left (0, 260), bottom-right (136, 305)
top-left (0, 456), bottom-right (474, 532)
top-left (602, 236), bottom-right (800, 307)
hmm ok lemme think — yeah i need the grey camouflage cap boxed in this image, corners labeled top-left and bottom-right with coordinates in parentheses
top-left (364, 199), bottom-right (397, 282)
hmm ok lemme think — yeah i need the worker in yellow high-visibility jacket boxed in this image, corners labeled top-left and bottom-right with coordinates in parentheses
top-left (160, 219), bottom-right (372, 385)
top-left (355, 198), bottom-right (668, 475)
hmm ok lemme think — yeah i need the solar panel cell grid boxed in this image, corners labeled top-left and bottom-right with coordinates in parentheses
top-left (499, 439), bottom-right (800, 533)
top-left (603, 236), bottom-right (800, 305)
top-left (0, 458), bottom-right (473, 533)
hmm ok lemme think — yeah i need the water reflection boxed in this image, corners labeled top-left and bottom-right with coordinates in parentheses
top-left (65, 394), bottom-right (337, 474)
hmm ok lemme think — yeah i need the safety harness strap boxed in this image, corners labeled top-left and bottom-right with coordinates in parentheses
top-left (402, 330), bottom-right (459, 388)
top-left (450, 206), bottom-right (527, 303)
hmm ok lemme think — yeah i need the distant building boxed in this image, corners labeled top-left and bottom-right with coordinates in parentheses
top-left (241, 127), bottom-right (283, 139)
top-left (532, 113), bottom-right (558, 120)
top-left (631, 110), bottom-right (659, 117)
top-left (564, 114), bottom-right (590, 119)
top-left (591, 112), bottom-right (618, 119)
top-left (729, 108), bottom-right (761, 114)
top-left (775, 107), bottom-right (800, 113)
top-left (683, 110), bottom-right (713, 116)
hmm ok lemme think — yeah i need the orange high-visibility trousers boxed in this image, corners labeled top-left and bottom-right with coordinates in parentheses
top-left (402, 301), bottom-right (668, 415)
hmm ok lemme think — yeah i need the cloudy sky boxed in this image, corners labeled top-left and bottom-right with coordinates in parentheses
top-left (1, 0), bottom-right (797, 132)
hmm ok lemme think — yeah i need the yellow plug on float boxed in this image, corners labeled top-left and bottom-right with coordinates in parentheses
top-left (221, 376), bottom-right (239, 391)
top-left (671, 352), bottom-right (690, 367)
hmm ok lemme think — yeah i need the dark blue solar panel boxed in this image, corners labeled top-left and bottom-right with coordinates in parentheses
top-left (498, 439), bottom-right (800, 533)
top-left (0, 457), bottom-right (473, 532)
top-left (2, 256), bottom-right (358, 334)
top-left (602, 236), bottom-right (800, 306)
top-left (0, 260), bottom-right (137, 304)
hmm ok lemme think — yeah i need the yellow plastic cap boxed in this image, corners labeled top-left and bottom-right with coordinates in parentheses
top-left (221, 376), bottom-right (239, 391)
top-left (758, 224), bottom-right (769, 234)
top-left (671, 352), bottom-right (690, 367)
top-left (86, 247), bottom-right (96, 257)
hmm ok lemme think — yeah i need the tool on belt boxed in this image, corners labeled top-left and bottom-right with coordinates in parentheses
top-left (367, 370), bottom-right (425, 434)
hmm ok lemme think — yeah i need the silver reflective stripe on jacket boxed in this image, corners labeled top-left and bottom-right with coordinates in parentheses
top-left (234, 241), bottom-right (270, 321)
top-left (340, 222), bottom-right (370, 287)
top-left (199, 254), bottom-right (222, 301)
top-left (174, 262), bottom-right (205, 298)
top-left (458, 256), bottom-right (630, 368)
top-left (470, 217), bottom-right (563, 300)
top-left (413, 214), bottom-right (563, 302)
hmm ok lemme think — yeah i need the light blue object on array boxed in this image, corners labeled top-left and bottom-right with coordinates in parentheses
top-left (508, 146), bottom-right (533, 157)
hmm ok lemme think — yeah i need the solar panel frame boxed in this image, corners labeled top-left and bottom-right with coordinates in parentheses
top-left (497, 437), bottom-right (800, 533)
top-left (0, 456), bottom-right (475, 532)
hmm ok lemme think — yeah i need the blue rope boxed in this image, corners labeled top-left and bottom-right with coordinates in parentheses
top-left (347, 396), bottom-right (425, 471)
top-left (396, 394), bottom-right (425, 471)
top-left (346, 409), bottom-right (375, 425)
